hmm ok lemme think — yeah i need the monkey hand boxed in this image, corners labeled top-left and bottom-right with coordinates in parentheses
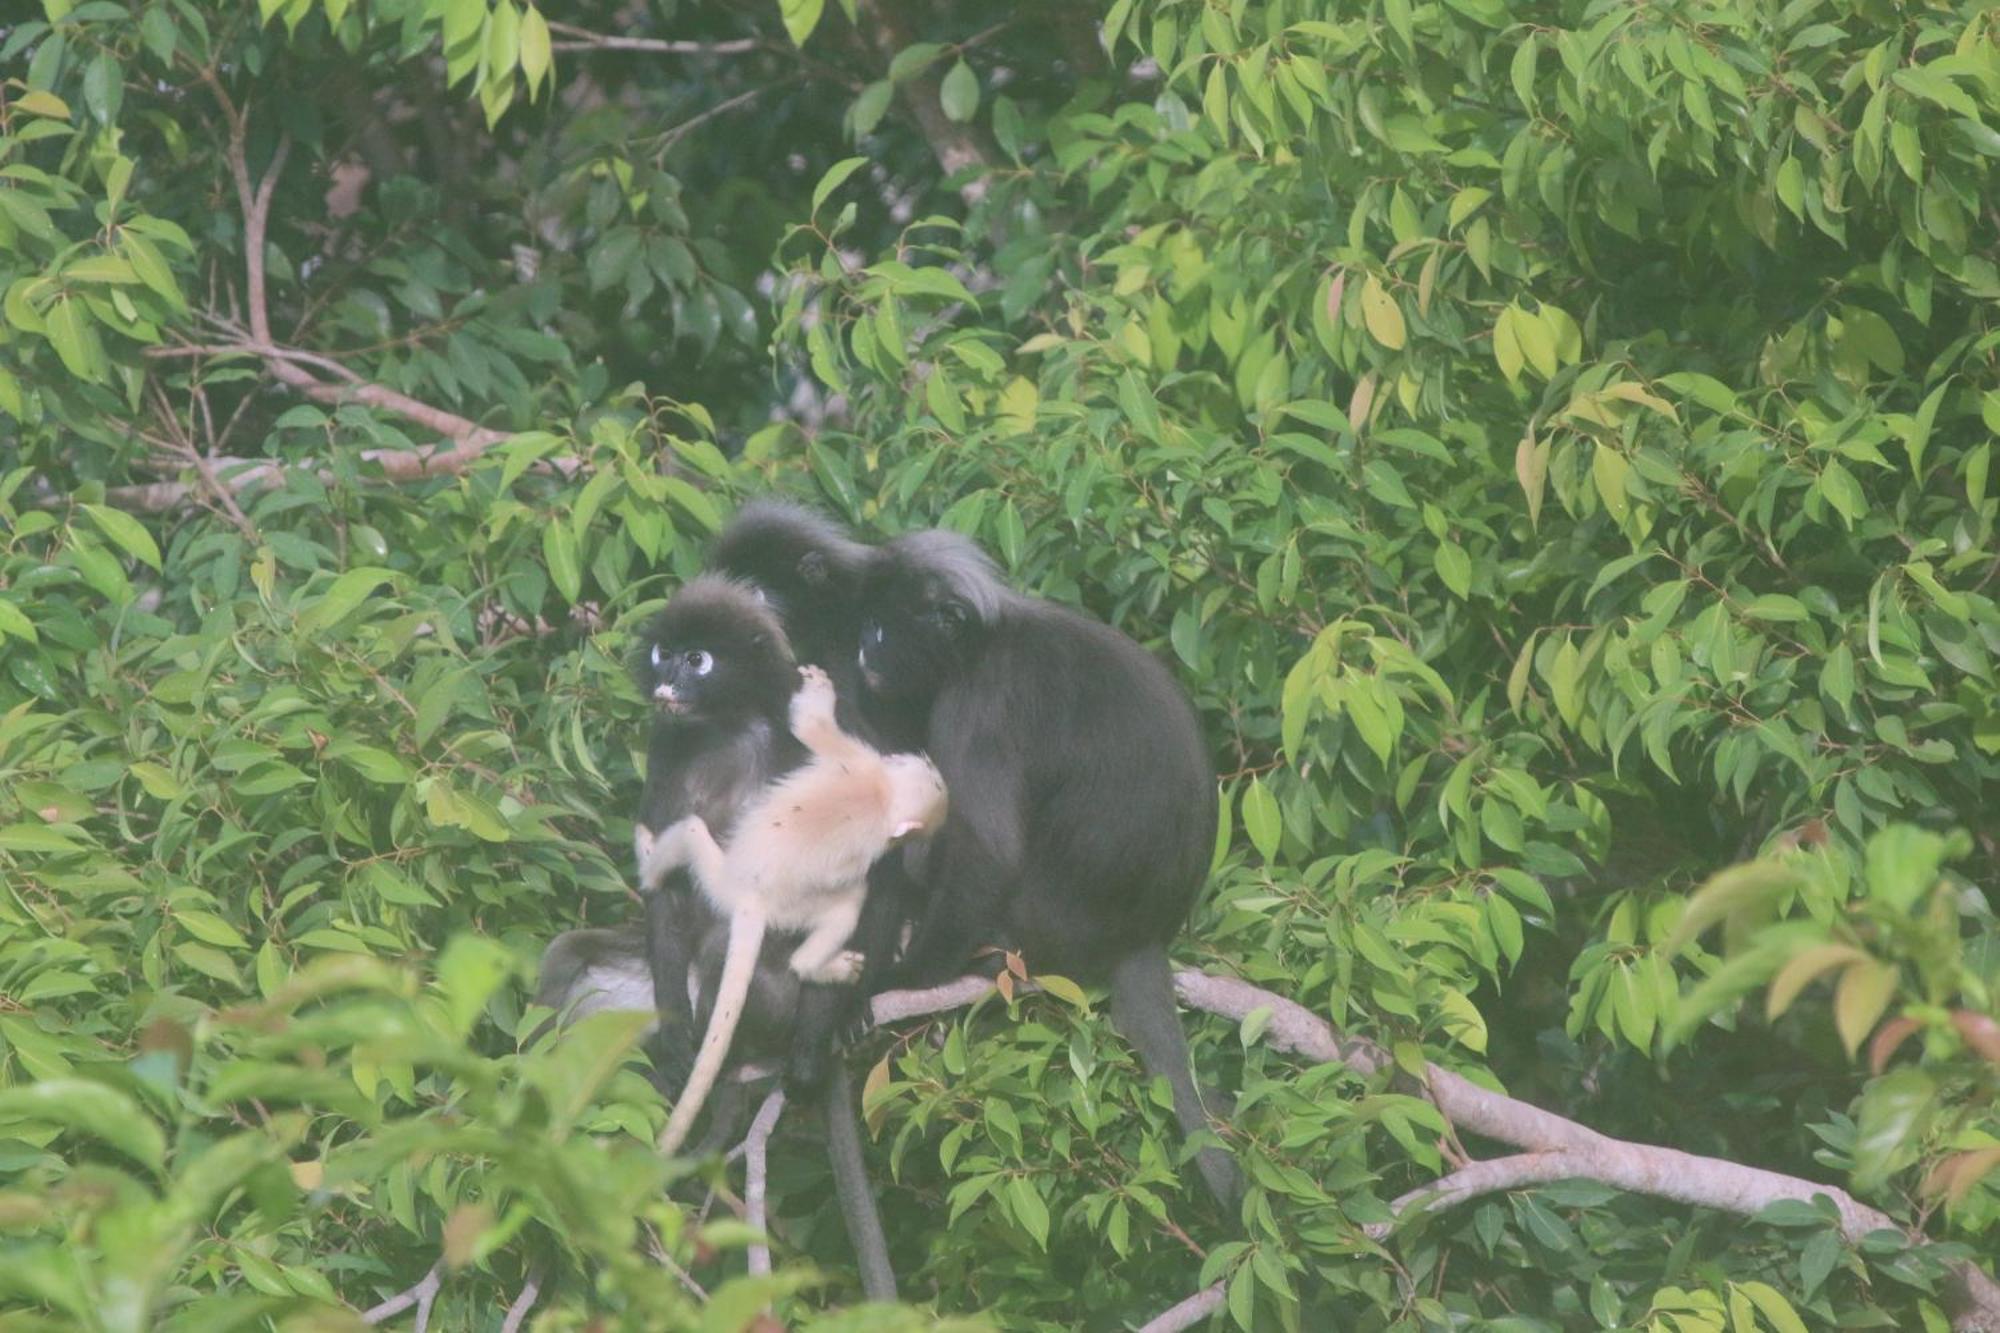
top-left (788, 665), bottom-right (839, 740)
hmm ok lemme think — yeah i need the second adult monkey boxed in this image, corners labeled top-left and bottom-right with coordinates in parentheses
top-left (646, 665), bottom-right (949, 1156)
top-left (853, 529), bottom-right (1245, 1211)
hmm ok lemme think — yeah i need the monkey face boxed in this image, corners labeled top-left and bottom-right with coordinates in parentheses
top-left (855, 577), bottom-right (977, 703)
top-left (644, 642), bottom-right (715, 714)
top-left (633, 577), bottom-right (798, 724)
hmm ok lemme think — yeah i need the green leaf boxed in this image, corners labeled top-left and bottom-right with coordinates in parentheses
top-left (1741, 594), bottom-right (1806, 623)
top-left (0, 598), bottom-right (39, 644)
top-left (1434, 540), bottom-right (1471, 599)
top-left (940, 59), bottom-right (979, 123)
top-left (81, 504), bottom-right (162, 570)
top-left (0, 1080), bottom-right (164, 1172)
top-left (780, 0), bottom-right (825, 46)
top-left (298, 568), bottom-right (394, 634)
top-left (436, 934), bottom-right (514, 1037)
top-left (1241, 777), bottom-right (1281, 862)
top-left (45, 297), bottom-right (105, 382)
top-left (1903, 379), bottom-right (1946, 482)
top-left (543, 520), bottom-right (581, 603)
top-left (518, 6), bottom-right (551, 95)
top-left (1591, 446), bottom-right (1631, 525)
top-left (812, 156), bottom-right (868, 216)
top-left (0, 824), bottom-right (84, 852)
top-left (176, 909), bottom-right (250, 950)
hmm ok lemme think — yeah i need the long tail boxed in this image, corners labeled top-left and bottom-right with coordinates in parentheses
top-left (1109, 947), bottom-right (1244, 1213)
top-left (658, 907), bottom-right (765, 1157)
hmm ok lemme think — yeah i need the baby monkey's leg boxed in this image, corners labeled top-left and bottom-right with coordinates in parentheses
top-left (787, 893), bottom-right (865, 984)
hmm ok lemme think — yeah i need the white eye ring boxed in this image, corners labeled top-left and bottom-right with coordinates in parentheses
top-left (689, 650), bottom-right (714, 676)
top-left (650, 643), bottom-right (662, 668)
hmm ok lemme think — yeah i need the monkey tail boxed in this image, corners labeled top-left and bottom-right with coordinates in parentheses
top-left (657, 906), bottom-right (767, 1157)
top-left (1109, 947), bottom-right (1245, 1213)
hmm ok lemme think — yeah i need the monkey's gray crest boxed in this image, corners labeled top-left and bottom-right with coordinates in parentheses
top-left (888, 528), bottom-right (1011, 621)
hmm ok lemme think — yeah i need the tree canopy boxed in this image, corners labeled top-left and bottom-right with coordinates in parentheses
top-left (0, 0), bottom-right (1997, 1329)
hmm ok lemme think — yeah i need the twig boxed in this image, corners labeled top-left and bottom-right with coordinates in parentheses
top-left (642, 1223), bottom-right (709, 1301)
top-left (548, 22), bottom-right (758, 55)
top-left (141, 380), bottom-right (258, 540)
top-left (361, 1260), bottom-right (441, 1329)
top-left (498, 1263), bottom-right (543, 1333)
top-left (741, 1087), bottom-right (788, 1278)
top-left (653, 83), bottom-right (782, 155)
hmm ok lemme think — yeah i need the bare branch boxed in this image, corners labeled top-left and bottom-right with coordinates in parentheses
top-left (741, 1088), bottom-right (788, 1279)
top-left (98, 88), bottom-right (522, 517)
top-left (498, 1264), bottom-right (543, 1333)
top-left (362, 1260), bottom-right (441, 1329)
top-left (548, 22), bottom-right (759, 55)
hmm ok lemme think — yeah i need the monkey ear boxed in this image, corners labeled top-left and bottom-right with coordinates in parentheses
top-left (797, 551), bottom-right (829, 585)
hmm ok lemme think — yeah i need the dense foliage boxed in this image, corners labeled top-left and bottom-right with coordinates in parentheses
top-left (0, 0), bottom-right (1995, 1329)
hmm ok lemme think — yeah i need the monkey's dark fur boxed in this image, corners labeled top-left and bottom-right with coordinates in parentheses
top-left (854, 528), bottom-right (1244, 1210)
top-left (630, 576), bottom-right (805, 1079)
top-left (707, 501), bottom-right (873, 683)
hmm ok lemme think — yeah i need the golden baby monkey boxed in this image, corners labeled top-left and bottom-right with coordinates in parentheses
top-left (644, 664), bottom-right (948, 1156)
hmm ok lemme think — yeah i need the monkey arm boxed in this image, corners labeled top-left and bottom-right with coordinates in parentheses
top-left (787, 665), bottom-right (874, 765)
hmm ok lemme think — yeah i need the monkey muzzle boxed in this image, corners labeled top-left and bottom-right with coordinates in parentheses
top-left (653, 683), bottom-right (687, 713)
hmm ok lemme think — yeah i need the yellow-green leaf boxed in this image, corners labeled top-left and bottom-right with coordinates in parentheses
top-left (1361, 274), bottom-right (1406, 350)
top-left (1834, 959), bottom-right (1899, 1058)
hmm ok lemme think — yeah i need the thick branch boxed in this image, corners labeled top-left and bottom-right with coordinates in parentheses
top-left (362, 1260), bottom-right (441, 1329)
top-left (858, 970), bottom-right (2000, 1329)
top-left (1136, 1282), bottom-right (1226, 1333)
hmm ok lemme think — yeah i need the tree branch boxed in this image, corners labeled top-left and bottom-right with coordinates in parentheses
top-left (95, 85), bottom-right (529, 516)
top-left (498, 1264), bottom-right (543, 1333)
top-left (547, 22), bottom-right (759, 55)
top-left (855, 0), bottom-right (1001, 206)
top-left (741, 1088), bottom-right (787, 1279)
top-left (362, 1260), bottom-right (441, 1329)
top-left (855, 970), bottom-right (2000, 1330)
